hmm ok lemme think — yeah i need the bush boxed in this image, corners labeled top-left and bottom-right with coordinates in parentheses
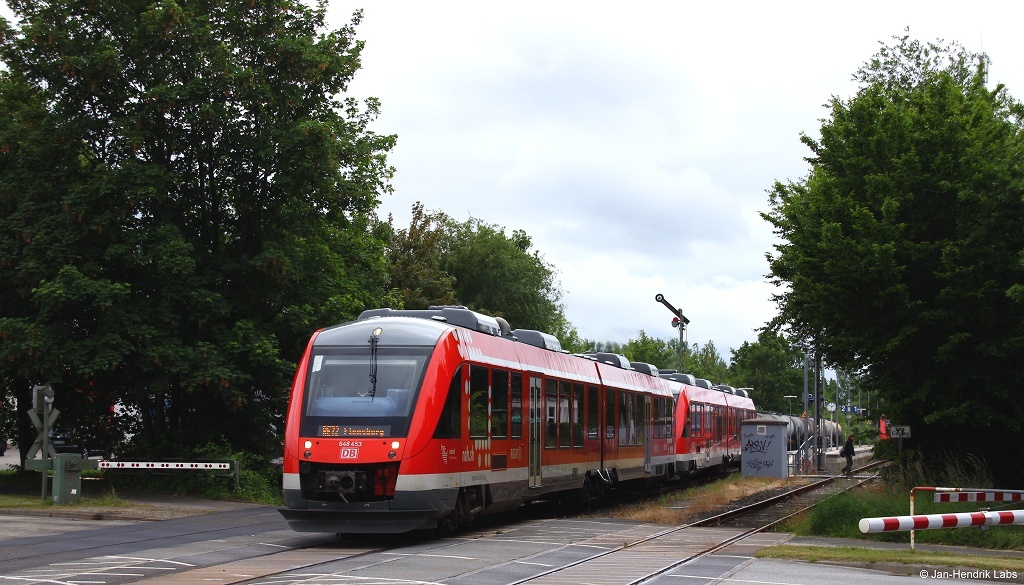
top-left (105, 439), bottom-right (281, 504)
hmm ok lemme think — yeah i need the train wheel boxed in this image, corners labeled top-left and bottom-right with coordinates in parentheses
top-left (582, 473), bottom-right (607, 504)
top-left (439, 487), bottom-right (483, 533)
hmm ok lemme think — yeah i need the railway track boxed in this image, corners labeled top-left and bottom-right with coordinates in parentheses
top-left (0, 463), bottom-right (887, 585)
top-left (700, 460), bottom-right (887, 529)
top-left (506, 461), bottom-right (888, 585)
top-left (214, 463), bottom-right (887, 585)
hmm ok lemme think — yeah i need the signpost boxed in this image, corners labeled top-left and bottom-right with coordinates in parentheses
top-left (889, 425), bottom-right (910, 438)
top-left (26, 385), bottom-right (58, 500)
top-left (889, 425), bottom-right (910, 459)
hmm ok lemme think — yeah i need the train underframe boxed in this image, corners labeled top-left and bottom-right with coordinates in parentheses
top-left (280, 460), bottom-right (687, 534)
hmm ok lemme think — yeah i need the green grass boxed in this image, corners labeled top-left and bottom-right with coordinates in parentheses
top-left (777, 454), bottom-right (1024, 550)
top-left (0, 475), bottom-right (127, 509)
top-left (757, 545), bottom-right (1024, 572)
top-left (0, 442), bottom-right (283, 508)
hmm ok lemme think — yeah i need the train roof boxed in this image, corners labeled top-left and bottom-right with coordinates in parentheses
top-left (339, 308), bottom-right (744, 406)
top-left (356, 307), bottom-right (571, 354)
top-left (315, 315), bottom-right (450, 347)
top-left (358, 306), bottom-right (502, 336)
top-left (584, 352), bottom-right (631, 369)
top-left (660, 372), bottom-right (695, 385)
top-left (629, 362), bottom-right (660, 376)
top-left (511, 328), bottom-right (562, 352)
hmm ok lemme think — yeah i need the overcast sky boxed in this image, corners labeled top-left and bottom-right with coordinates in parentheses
top-left (4, 2), bottom-right (1021, 359)
top-left (321, 1), bottom-right (1024, 357)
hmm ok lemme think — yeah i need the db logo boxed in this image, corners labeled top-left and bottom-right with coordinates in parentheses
top-left (340, 448), bottom-right (359, 459)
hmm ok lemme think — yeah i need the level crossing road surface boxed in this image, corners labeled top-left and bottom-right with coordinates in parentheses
top-left (1, 505), bottom-right (1014, 585)
top-left (3, 444), bottom-right (1018, 584)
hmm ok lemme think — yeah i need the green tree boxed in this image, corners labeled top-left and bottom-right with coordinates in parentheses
top-left (384, 204), bottom-right (581, 347)
top-left (622, 330), bottom-right (679, 371)
top-left (0, 1), bottom-right (396, 461)
top-left (547, 315), bottom-right (586, 354)
top-left (762, 35), bottom-right (1024, 482)
top-left (684, 340), bottom-right (729, 384)
top-left (439, 215), bottom-right (567, 334)
top-left (385, 202), bottom-right (457, 309)
top-left (728, 330), bottom-right (804, 413)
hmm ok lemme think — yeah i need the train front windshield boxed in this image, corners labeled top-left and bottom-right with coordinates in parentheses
top-left (300, 346), bottom-right (432, 439)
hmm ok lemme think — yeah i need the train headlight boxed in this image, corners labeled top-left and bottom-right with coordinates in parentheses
top-left (304, 451), bottom-right (312, 459)
top-left (391, 441), bottom-right (400, 449)
top-left (304, 440), bottom-right (312, 449)
top-left (388, 451), bottom-right (397, 459)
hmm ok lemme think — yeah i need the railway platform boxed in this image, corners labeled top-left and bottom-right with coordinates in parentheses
top-left (790, 444), bottom-right (873, 475)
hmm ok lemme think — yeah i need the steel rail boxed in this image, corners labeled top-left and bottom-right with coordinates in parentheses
top-left (507, 459), bottom-right (888, 585)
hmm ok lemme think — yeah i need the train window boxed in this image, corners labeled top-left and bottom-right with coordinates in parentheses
top-left (545, 378), bottom-right (558, 448)
top-left (559, 380), bottom-right (571, 448)
top-left (656, 398), bottom-right (666, 439)
top-left (663, 398), bottom-right (672, 438)
top-left (618, 391), bottom-right (628, 446)
top-left (470, 365), bottom-right (489, 438)
top-left (433, 366), bottom-right (462, 439)
top-left (510, 372), bottom-right (523, 438)
top-left (605, 388), bottom-right (615, 440)
top-left (492, 368), bottom-right (509, 438)
top-left (572, 383), bottom-right (584, 447)
top-left (587, 385), bottom-right (599, 440)
top-left (652, 397), bottom-right (658, 442)
top-left (635, 394), bottom-right (644, 446)
top-left (691, 403), bottom-right (703, 436)
top-left (651, 398), bottom-right (659, 439)
top-left (300, 345), bottom-right (432, 438)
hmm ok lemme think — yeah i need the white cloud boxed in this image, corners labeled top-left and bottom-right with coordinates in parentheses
top-left (4, 1), bottom-right (1019, 366)
top-left (323, 1), bottom-right (1024, 360)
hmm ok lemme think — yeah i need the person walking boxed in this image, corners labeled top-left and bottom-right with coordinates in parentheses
top-left (841, 433), bottom-right (855, 475)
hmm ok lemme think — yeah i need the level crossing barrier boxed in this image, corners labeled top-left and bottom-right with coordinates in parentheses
top-left (861, 486), bottom-right (1024, 549)
top-left (933, 491), bottom-right (1024, 503)
top-left (23, 457), bottom-right (239, 504)
top-left (101, 459), bottom-right (239, 489)
top-left (860, 510), bottom-right (1024, 535)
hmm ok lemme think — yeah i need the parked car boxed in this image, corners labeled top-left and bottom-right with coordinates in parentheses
top-left (48, 429), bottom-right (111, 459)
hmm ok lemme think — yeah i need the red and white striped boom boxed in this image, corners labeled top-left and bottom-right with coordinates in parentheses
top-left (99, 461), bottom-right (232, 470)
top-left (860, 510), bottom-right (1024, 534)
top-left (934, 491), bottom-right (1024, 503)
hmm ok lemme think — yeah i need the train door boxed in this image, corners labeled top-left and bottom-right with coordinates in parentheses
top-left (703, 405), bottom-right (712, 463)
top-left (604, 387), bottom-right (615, 469)
top-left (528, 376), bottom-right (542, 487)
top-left (643, 395), bottom-right (652, 473)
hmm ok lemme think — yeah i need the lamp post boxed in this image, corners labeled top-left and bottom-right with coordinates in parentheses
top-left (784, 395), bottom-right (797, 416)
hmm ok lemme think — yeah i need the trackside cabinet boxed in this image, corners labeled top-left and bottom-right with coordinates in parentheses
top-left (740, 418), bottom-right (788, 479)
top-left (51, 453), bottom-right (83, 504)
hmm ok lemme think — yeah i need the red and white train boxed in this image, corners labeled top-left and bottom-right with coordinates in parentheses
top-left (280, 306), bottom-right (756, 533)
